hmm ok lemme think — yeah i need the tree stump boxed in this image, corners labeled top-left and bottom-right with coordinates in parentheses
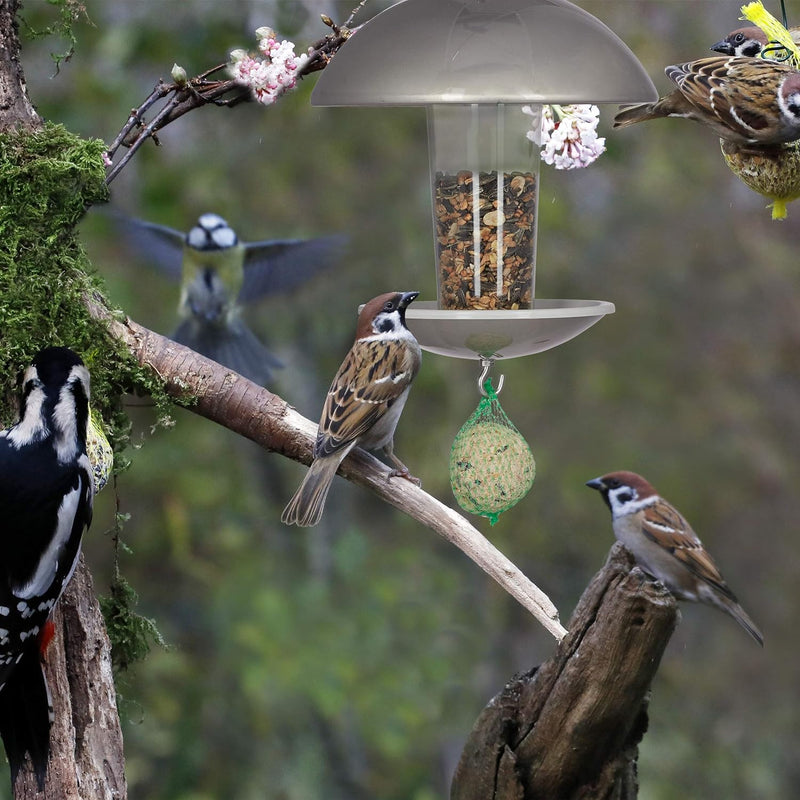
top-left (451, 543), bottom-right (679, 800)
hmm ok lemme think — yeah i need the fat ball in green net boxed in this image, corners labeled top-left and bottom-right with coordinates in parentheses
top-left (449, 380), bottom-right (535, 525)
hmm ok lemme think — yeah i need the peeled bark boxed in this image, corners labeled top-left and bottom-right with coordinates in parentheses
top-left (0, 0), bottom-right (38, 132)
top-left (451, 543), bottom-right (679, 800)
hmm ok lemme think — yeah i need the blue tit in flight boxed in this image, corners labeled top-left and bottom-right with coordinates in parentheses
top-left (116, 212), bottom-right (347, 385)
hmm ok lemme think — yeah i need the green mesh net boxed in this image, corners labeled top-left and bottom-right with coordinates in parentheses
top-left (449, 379), bottom-right (536, 525)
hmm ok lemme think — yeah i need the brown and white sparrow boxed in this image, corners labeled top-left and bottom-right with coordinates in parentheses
top-left (711, 25), bottom-right (800, 59)
top-left (281, 291), bottom-right (421, 527)
top-left (707, 29), bottom-right (800, 218)
top-left (586, 471), bottom-right (764, 646)
top-left (613, 56), bottom-right (800, 146)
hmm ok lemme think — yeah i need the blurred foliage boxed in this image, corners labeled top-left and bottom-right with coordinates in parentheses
top-left (2, 0), bottom-right (799, 798)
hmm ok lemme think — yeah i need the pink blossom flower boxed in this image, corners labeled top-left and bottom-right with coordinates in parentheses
top-left (523, 104), bottom-right (606, 170)
top-left (229, 28), bottom-right (306, 106)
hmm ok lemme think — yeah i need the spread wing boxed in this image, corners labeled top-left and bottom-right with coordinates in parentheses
top-left (314, 339), bottom-right (417, 458)
top-left (111, 213), bottom-right (185, 281)
top-left (239, 234), bottom-right (348, 303)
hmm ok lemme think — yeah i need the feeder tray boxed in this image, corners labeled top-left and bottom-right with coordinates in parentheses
top-left (405, 299), bottom-right (615, 359)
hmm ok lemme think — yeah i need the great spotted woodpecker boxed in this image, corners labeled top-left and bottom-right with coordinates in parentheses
top-left (0, 347), bottom-right (94, 788)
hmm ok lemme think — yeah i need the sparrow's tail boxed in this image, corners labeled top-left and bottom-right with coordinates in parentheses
top-left (281, 452), bottom-right (349, 527)
top-left (612, 102), bottom-right (660, 129)
top-left (721, 599), bottom-right (764, 647)
top-left (172, 316), bottom-right (283, 386)
top-left (0, 646), bottom-right (53, 790)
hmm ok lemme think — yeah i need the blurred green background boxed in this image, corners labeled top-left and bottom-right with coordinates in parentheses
top-left (7, 0), bottom-right (800, 797)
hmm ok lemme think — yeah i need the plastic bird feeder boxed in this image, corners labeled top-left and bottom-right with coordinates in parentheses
top-left (312, 0), bottom-right (656, 361)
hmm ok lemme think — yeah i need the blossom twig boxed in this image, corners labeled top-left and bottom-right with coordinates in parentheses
top-left (104, 15), bottom-right (358, 185)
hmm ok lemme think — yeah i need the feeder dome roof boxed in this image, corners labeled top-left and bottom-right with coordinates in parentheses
top-left (311, 0), bottom-right (657, 106)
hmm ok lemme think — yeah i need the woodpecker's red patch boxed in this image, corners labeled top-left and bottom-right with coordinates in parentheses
top-left (38, 619), bottom-right (56, 658)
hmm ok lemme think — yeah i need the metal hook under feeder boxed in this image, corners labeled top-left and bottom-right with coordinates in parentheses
top-left (477, 356), bottom-right (505, 397)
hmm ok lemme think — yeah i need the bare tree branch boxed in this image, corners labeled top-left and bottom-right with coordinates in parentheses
top-left (85, 295), bottom-right (567, 641)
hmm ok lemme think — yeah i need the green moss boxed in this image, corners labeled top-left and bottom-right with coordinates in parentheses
top-left (0, 121), bottom-right (171, 450)
top-left (0, 121), bottom-right (176, 669)
top-left (100, 571), bottom-right (168, 672)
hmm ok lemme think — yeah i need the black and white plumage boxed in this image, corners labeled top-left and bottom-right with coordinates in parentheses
top-left (0, 347), bottom-right (94, 788)
top-left (114, 212), bottom-right (348, 385)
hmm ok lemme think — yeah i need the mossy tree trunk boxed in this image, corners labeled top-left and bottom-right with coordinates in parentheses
top-left (0, 0), bottom-right (126, 797)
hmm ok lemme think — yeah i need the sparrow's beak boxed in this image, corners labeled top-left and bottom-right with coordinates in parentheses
top-left (585, 477), bottom-right (606, 491)
top-left (710, 40), bottom-right (734, 54)
top-left (398, 291), bottom-right (419, 309)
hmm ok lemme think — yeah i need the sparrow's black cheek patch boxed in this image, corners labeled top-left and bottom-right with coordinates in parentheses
top-left (376, 317), bottom-right (395, 334)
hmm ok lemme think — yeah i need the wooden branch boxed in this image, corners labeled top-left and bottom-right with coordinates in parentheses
top-left (450, 543), bottom-right (679, 800)
top-left (13, 559), bottom-right (126, 800)
top-left (86, 297), bottom-right (567, 641)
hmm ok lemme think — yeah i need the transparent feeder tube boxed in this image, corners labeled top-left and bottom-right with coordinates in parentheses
top-left (429, 103), bottom-right (541, 310)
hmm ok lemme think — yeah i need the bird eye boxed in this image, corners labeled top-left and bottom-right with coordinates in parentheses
top-left (734, 33), bottom-right (745, 43)
top-left (383, 301), bottom-right (396, 312)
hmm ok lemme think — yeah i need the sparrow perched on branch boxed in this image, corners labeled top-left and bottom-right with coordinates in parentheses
top-left (586, 471), bottom-right (763, 646)
top-left (711, 25), bottom-right (800, 59)
top-left (282, 291), bottom-right (421, 528)
top-left (613, 56), bottom-right (800, 146)
top-left (115, 212), bottom-right (347, 385)
top-left (0, 347), bottom-right (94, 788)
